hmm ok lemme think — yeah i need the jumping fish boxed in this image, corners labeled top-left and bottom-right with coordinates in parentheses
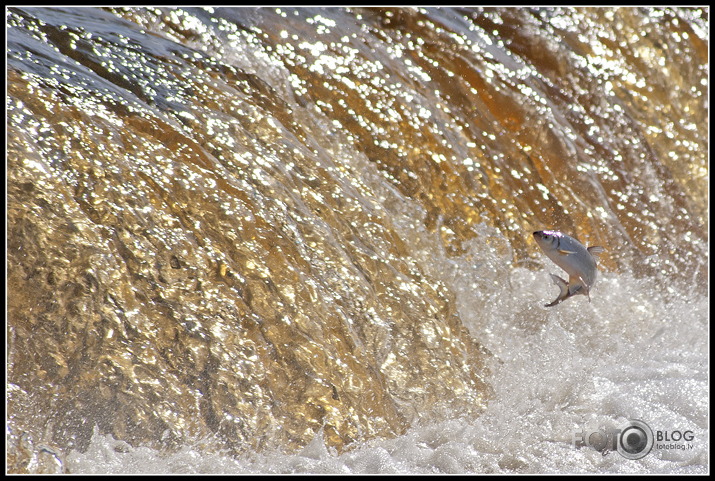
top-left (532, 230), bottom-right (604, 307)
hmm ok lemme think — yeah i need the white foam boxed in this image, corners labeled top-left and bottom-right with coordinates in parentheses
top-left (67, 261), bottom-right (709, 474)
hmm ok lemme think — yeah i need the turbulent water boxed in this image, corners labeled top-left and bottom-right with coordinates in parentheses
top-left (6, 7), bottom-right (708, 474)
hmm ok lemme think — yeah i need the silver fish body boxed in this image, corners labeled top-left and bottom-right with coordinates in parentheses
top-left (533, 230), bottom-right (604, 307)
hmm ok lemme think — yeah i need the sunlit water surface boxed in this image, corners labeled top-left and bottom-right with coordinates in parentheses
top-left (7, 7), bottom-right (708, 474)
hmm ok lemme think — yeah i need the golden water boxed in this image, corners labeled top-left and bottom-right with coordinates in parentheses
top-left (7, 7), bottom-right (708, 473)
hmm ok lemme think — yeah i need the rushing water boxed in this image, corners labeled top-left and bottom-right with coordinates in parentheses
top-left (7, 7), bottom-right (708, 474)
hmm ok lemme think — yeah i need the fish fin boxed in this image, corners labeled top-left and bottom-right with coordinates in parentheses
top-left (571, 280), bottom-right (591, 301)
top-left (545, 274), bottom-right (569, 307)
top-left (588, 246), bottom-right (604, 260)
top-left (558, 249), bottom-right (577, 255)
top-left (568, 275), bottom-right (588, 297)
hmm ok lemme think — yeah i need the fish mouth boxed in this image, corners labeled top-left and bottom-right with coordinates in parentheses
top-left (533, 230), bottom-right (561, 239)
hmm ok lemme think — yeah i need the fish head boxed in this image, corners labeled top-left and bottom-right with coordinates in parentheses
top-left (532, 230), bottom-right (563, 250)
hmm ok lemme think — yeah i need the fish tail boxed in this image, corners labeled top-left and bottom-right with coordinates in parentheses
top-left (545, 274), bottom-right (570, 307)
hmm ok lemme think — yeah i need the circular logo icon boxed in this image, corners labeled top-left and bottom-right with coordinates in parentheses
top-left (617, 419), bottom-right (654, 460)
